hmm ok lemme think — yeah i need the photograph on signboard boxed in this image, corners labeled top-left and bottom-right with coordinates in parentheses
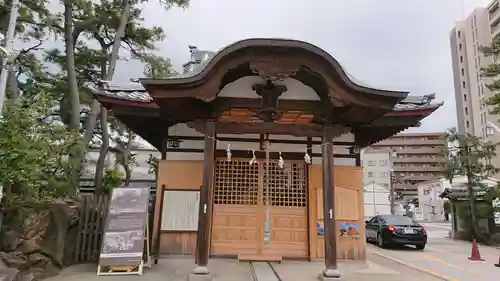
top-left (109, 187), bottom-right (149, 214)
top-left (98, 186), bottom-right (150, 268)
top-left (101, 230), bottom-right (145, 256)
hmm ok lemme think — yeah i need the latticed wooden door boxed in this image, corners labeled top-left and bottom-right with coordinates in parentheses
top-left (261, 161), bottom-right (308, 258)
top-left (210, 159), bottom-right (308, 259)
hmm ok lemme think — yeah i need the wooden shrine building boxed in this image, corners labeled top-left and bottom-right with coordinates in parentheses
top-left (89, 38), bottom-right (442, 280)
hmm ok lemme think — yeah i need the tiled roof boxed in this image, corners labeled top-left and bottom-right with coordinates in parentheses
top-left (85, 80), bottom-right (152, 102)
top-left (87, 80), bottom-right (442, 111)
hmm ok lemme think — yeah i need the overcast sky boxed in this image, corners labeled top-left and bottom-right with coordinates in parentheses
top-left (112, 0), bottom-right (494, 134)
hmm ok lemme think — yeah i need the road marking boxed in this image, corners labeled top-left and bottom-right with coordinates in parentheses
top-left (423, 254), bottom-right (480, 275)
top-left (370, 250), bottom-right (459, 281)
top-left (426, 246), bottom-right (447, 253)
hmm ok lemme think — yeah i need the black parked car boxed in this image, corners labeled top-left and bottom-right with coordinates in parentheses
top-left (365, 215), bottom-right (427, 250)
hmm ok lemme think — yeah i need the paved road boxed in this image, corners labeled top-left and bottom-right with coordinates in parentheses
top-left (369, 221), bottom-right (500, 281)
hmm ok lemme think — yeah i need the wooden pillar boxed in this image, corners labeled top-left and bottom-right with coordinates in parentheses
top-left (355, 153), bottom-right (361, 166)
top-left (320, 125), bottom-right (341, 280)
top-left (192, 120), bottom-right (215, 279)
top-left (152, 135), bottom-right (168, 264)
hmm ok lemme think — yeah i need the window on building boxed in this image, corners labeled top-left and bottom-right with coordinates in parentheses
top-left (368, 172), bottom-right (373, 178)
top-left (380, 172), bottom-right (388, 177)
top-left (465, 107), bottom-right (468, 115)
top-left (462, 81), bottom-right (466, 88)
top-left (461, 68), bottom-right (464, 76)
top-left (464, 94), bottom-right (467, 101)
top-left (458, 31), bottom-right (461, 38)
top-left (379, 160), bottom-right (388, 166)
top-left (367, 160), bottom-right (376, 166)
top-left (466, 120), bottom-right (470, 128)
top-left (460, 56), bottom-right (463, 63)
top-left (459, 43), bottom-right (462, 51)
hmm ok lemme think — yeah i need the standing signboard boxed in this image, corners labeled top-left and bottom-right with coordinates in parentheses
top-left (97, 186), bottom-right (151, 276)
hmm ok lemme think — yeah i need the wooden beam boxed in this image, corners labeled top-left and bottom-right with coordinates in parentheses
top-left (321, 125), bottom-right (341, 278)
top-left (213, 97), bottom-right (322, 113)
top-left (189, 120), bottom-right (350, 138)
top-left (194, 120), bottom-right (216, 273)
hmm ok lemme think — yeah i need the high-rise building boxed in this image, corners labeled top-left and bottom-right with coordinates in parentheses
top-left (450, 2), bottom-right (500, 173)
top-left (488, 0), bottom-right (500, 38)
top-left (361, 133), bottom-right (447, 199)
top-left (450, 7), bottom-right (493, 138)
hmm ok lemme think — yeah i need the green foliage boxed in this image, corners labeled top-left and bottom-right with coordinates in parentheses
top-left (481, 36), bottom-right (500, 115)
top-left (1, 0), bottom-right (189, 197)
top-left (102, 169), bottom-right (123, 194)
top-left (0, 94), bottom-right (81, 204)
top-left (442, 128), bottom-right (500, 241)
top-left (142, 54), bottom-right (176, 78)
top-left (442, 128), bottom-right (499, 181)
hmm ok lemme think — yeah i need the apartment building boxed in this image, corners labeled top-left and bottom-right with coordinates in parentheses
top-left (361, 133), bottom-right (446, 199)
top-left (361, 150), bottom-right (391, 187)
top-left (488, 0), bottom-right (500, 38)
top-left (450, 2), bottom-right (500, 173)
top-left (450, 7), bottom-right (493, 138)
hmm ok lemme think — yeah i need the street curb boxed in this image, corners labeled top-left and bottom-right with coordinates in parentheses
top-left (371, 251), bottom-right (454, 281)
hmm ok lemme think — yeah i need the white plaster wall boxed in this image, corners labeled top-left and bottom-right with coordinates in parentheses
top-left (417, 179), bottom-right (447, 221)
top-left (218, 76), bottom-right (320, 101)
top-left (364, 182), bottom-right (391, 218)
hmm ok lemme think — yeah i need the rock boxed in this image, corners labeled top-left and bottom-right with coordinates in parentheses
top-left (0, 268), bottom-right (20, 281)
top-left (0, 259), bottom-right (8, 271)
top-left (1, 231), bottom-right (20, 252)
top-left (0, 253), bottom-right (28, 271)
top-left (26, 263), bottom-right (59, 280)
top-left (18, 273), bottom-right (34, 281)
top-left (27, 253), bottom-right (50, 267)
top-left (41, 203), bottom-right (72, 268)
top-left (18, 237), bottom-right (43, 255)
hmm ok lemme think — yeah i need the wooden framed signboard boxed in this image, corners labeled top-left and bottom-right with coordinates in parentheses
top-left (97, 187), bottom-right (152, 276)
top-left (161, 190), bottom-right (200, 231)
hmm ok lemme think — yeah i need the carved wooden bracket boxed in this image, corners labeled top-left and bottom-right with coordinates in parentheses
top-left (252, 80), bottom-right (288, 122)
top-left (249, 57), bottom-right (300, 82)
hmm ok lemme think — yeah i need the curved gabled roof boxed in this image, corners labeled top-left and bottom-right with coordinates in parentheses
top-left (139, 38), bottom-right (409, 99)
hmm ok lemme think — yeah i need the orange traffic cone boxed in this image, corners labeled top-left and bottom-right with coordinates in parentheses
top-left (468, 239), bottom-right (484, 261)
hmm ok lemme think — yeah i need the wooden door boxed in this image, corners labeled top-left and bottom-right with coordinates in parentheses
top-left (210, 159), bottom-right (308, 259)
top-left (261, 161), bottom-right (308, 258)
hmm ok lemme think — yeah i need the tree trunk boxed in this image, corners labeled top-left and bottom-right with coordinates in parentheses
top-left (465, 146), bottom-right (488, 243)
top-left (92, 0), bottom-right (132, 194)
top-left (94, 109), bottom-right (109, 194)
top-left (6, 70), bottom-right (18, 100)
top-left (124, 129), bottom-right (134, 185)
top-left (63, 0), bottom-right (80, 132)
top-left (63, 0), bottom-right (81, 194)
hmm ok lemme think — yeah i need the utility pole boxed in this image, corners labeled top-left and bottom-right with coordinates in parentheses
top-left (0, 0), bottom-right (20, 116)
top-left (389, 150), bottom-right (397, 215)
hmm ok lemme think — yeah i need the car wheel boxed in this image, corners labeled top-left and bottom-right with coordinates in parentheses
top-left (415, 244), bottom-right (426, 250)
top-left (377, 234), bottom-right (386, 248)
